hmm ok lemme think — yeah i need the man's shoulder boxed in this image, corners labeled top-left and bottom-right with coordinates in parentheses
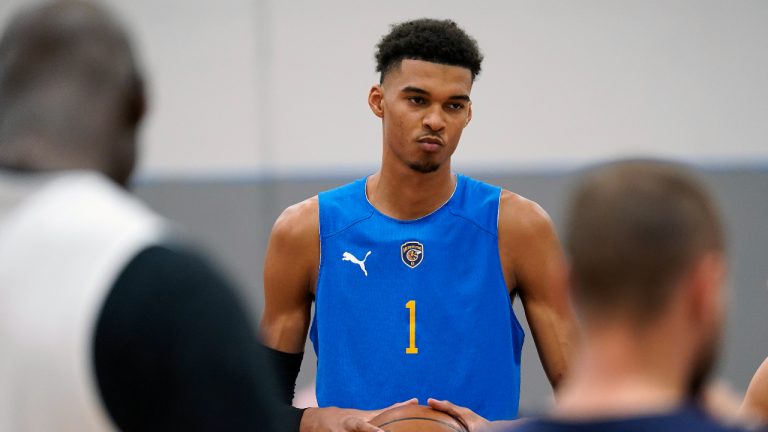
top-left (0, 171), bottom-right (167, 270)
top-left (316, 177), bottom-right (375, 237)
top-left (316, 177), bottom-right (367, 212)
top-left (272, 177), bottom-right (368, 240)
top-left (272, 196), bottom-right (319, 243)
top-left (456, 174), bottom-right (548, 225)
top-left (317, 177), bottom-right (365, 198)
top-left (505, 408), bottom-right (760, 432)
top-left (498, 189), bottom-right (554, 240)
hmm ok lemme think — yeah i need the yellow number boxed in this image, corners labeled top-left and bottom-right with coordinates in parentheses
top-left (405, 300), bottom-right (418, 354)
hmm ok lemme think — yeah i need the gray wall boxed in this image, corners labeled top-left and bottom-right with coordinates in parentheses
top-left (3, 0), bottom-right (767, 175)
top-left (135, 165), bottom-right (768, 413)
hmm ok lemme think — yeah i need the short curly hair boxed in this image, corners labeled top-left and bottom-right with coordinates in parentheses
top-left (375, 18), bottom-right (483, 83)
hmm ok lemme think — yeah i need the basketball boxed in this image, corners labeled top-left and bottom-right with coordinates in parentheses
top-left (370, 405), bottom-right (468, 432)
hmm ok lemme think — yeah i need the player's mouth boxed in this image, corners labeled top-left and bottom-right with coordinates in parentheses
top-left (416, 136), bottom-right (444, 152)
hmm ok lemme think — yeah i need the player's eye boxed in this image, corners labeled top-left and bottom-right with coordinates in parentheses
top-left (408, 96), bottom-right (426, 105)
top-left (446, 103), bottom-right (465, 111)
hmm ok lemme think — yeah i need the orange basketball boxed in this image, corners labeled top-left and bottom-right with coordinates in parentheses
top-left (370, 405), bottom-right (468, 432)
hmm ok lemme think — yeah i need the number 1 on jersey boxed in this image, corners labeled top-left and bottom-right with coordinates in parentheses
top-left (405, 300), bottom-right (418, 354)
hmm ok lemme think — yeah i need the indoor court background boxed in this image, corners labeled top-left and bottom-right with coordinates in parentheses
top-left (1, 0), bottom-right (766, 414)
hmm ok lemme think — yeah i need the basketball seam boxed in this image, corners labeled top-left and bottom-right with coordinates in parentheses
top-left (376, 416), bottom-right (466, 432)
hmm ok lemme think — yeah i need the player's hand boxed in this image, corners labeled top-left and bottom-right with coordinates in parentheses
top-left (427, 398), bottom-right (490, 432)
top-left (703, 379), bottom-right (763, 427)
top-left (301, 398), bottom-right (418, 432)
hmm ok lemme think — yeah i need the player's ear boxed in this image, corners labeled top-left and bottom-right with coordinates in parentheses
top-left (369, 85), bottom-right (384, 118)
top-left (687, 252), bottom-right (726, 324)
top-left (465, 102), bottom-right (473, 126)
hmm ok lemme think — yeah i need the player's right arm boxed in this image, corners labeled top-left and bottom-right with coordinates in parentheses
top-left (260, 197), bottom-right (400, 432)
top-left (260, 197), bottom-right (319, 355)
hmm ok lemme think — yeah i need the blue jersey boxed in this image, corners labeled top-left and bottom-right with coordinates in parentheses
top-left (508, 405), bottom-right (761, 432)
top-left (310, 173), bottom-right (525, 420)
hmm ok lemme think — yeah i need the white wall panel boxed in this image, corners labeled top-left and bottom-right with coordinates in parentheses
top-left (266, 0), bottom-right (768, 173)
top-left (2, 1), bottom-right (767, 176)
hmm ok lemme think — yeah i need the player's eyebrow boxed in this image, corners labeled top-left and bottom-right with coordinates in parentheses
top-left (401, 86), bottom-right (429, 95)
top-left (448, 94), bottom-right (471, 102)
top-left (401, 86), bottom-right (471, 102)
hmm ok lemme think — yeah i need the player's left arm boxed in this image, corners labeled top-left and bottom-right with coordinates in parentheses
top-left (498, 190), bottom-right (578, 390)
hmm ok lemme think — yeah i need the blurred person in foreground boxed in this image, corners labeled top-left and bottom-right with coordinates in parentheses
top-left (0, 1), bottom-right (284, 430)
top-left (436, 159), bottom-right (765, 431)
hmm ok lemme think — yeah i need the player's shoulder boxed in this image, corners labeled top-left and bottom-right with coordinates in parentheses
top-left (499, 189), bottom-right (555, 239)
top-left (270, 196), bottom-right (319, 244)
top-left (278, 195), bottom-right (318, 221)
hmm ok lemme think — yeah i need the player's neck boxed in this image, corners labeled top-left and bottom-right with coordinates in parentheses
top-left (552, 324), bottom-right (692, 419)
top-left (0, 137), bottom-right (109, 177)
top-left (367, 163), bottom-right (456, 220)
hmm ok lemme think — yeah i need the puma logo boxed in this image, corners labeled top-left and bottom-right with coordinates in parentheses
top-left (342, 251), bottom-right (371, 276)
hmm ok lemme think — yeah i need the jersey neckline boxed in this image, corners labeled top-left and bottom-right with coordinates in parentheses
top-left (362, 173), bottom-right (463, 224)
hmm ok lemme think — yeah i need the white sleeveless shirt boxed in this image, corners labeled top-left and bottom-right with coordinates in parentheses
top-left (0, 171), bottom-right (165, 431)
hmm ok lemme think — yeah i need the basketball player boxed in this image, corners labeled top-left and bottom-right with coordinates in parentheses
top-left (743, 358), bottom-right (768, 423)
top-left (436, 160), bottom-right (759, 431)
top-left (0, 2), bottom-right (285, 430)
top-left (260, 19), bottom-right (577, 431)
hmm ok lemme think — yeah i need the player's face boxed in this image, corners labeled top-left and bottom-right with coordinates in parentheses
top-left (369, 59), bottom-right (473, 174)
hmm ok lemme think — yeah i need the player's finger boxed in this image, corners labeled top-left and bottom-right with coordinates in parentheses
top-left (428, 398), bottom-right (480, 431)
top-left (387, 397), bottom-right (419, 409)
top-left (341, 416), bottom-right (384, 432)
top-left (428, 398), bottom-right (467, 417)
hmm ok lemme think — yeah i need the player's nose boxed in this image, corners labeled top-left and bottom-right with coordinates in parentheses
top-left (422, 107), bottom-right (446, 132)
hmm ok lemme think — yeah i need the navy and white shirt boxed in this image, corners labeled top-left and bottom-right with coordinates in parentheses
top-left (0, 171), bottom-right (286, 431)
top-left (509, 405), bottom-right (764, 432)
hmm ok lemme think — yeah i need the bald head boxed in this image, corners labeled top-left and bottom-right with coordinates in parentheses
top-left (565, 160), bottom-right (725, 325)
top-left (0, 0), bottom-right (144, 185)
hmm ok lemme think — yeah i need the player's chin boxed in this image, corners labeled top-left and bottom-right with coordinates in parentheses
top-left (407, 160), bottom-right (441, 174)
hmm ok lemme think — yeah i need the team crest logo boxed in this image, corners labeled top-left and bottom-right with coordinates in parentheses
top-left (401, 241), bottom-right (424, 269)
